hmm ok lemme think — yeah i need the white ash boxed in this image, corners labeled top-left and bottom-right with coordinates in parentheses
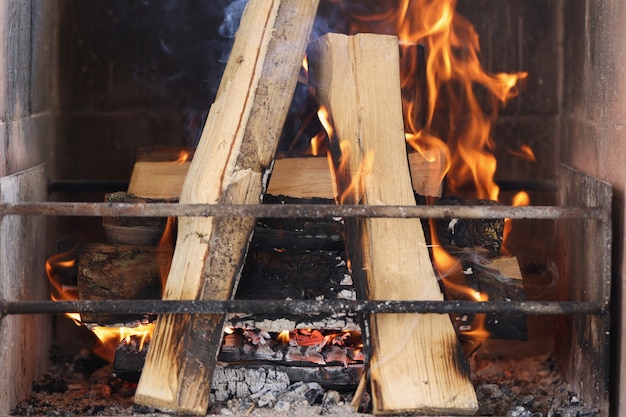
top-left (211, 367), bottom-right (290, 403)
top-left (340, 274), bottom-right (353, 285)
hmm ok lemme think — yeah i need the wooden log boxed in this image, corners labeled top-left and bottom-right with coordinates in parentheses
top-left (134, 1), bottom-right (319, 414)
top-left (127, 151), bottom-right (444, 200)
top-left (115, 334), bottom-right (364, 391)
top-left (419, 195), bottom-right (504, 254)
top-left (444, 254), bottom-right (526, 356)
top-left (127, 147), bottom-right (195, 199)
top-left (76, 243), bottom-right (166, 325)
top-left (308, 33), bottom-right (477, 415)
top-left (102, 192), bottom-right (173, 246)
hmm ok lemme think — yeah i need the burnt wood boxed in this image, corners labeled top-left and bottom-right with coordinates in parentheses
top-left (418, 194), bottom-right (504, 254)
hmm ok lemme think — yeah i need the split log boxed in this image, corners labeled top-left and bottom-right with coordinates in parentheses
top-left (134, 1), bottom-right (319, 414)
top-left (127, 149), bottom-right (445, 200)
top-left (127, 147), bottom-right (195, 199)
top-left (76, 243), bottom-right (167, 325)
top-left (308, 33), bottom-right (478, 414)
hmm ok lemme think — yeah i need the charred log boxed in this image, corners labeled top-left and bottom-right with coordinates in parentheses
top-left (418, 194), bottom-right (504, 254)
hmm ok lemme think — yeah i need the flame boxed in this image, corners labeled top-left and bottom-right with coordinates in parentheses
top-left (277, 329), bottom-right (290, 344)
top-left (46, 250), bottom-right (78, 301)
top-left (335, 0), bottom-right (526, 201)
top-left (157, 217), bottom-right (176, 289)
top-left (428, 220), bottom-right (490, 345)
top-left (311, 105), bottom-right (332, 156)
top-left (316, 105), bottom-right (375, 206)
top-left (509, 144), bottom-right (536, 162)
top-left (175, 150), bottom-right (190, 163)
top-left (502, 191), bottom-right (531, 254)
top-left (46, 211), bottom-right (176, 362)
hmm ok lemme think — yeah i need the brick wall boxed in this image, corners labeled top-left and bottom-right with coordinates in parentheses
top-left (0, 1), bottom-right (57, 413)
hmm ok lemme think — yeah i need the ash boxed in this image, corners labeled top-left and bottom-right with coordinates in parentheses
top-left (472, 354), bottom-right (600, 417)
top-left (13, 348), bottom-right (599, 417)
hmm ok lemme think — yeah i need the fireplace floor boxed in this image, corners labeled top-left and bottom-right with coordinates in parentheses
top-left (11, 342), bottom-right (596, 417)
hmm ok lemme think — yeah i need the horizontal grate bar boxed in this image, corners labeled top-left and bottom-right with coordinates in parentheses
top-left (0, 202), bottom-right (609, 220)
top-left (0, 299), bottom-right (608, 318)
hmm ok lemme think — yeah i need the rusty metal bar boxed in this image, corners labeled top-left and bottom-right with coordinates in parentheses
top-left (0, 202), bottom-right (609, 220)
top-left (46, 179), bottom-right (557, 193)
top-left (0, 299), bottom-right (608, 318)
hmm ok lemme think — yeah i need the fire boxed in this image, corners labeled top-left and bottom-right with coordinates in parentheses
top-left (47, 251), bottom-right (156, 361)
top-left (175, 150), bottom-right (190, 163)
top-left (510, 144), bottom-right (536, 162)
top-left (334, 0), bottom-right (526, 201)
top-left (502, 190), bottom-right (531, 255)
top-left (311, 105), bottom-right (332, 157)
top-left (46, 250), bottom-right (77, 301)
top-left (157, 217), bottom-right (176, 289)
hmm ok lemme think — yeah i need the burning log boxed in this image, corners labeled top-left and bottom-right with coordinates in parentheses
top-left (421, 195), bottom-right (504, 254)
top-left (134, 1), bottom-right (319, 414)
top-left (308, 33), bottom-right (478, 414)
top-left (447, 255), bottom-right (527, 355)
top-left (127, 149), bottom-right (446, 200)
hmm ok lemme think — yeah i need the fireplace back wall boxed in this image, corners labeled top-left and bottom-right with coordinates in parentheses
top-left (1, 0), bottom-right (625, 415)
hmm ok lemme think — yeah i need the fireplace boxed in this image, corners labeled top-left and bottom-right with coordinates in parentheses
top-left (0, 0), bottom-right (623, 415)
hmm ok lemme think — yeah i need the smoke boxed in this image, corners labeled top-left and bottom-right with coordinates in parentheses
top-left (219, 0), bottom-right (249, 38)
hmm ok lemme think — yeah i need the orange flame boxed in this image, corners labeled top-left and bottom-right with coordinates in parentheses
top-left (46, 250), bottom-right (78, 301)
top-left (336, 0), bottom-right (526, 201)
top-left (502, 191), bottom-right (531, 254)
top-left (175, 150), bottom-right (190, 163)
top-left (157, 217), bottom-right (176, 289)
top-left (509, 144), bottom-right (536, 162)
top-left (46, 251), bottom-right (155, 361)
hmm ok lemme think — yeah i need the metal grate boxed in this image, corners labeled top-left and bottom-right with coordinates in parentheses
top-left (0, 200), bottom-right (611, 319)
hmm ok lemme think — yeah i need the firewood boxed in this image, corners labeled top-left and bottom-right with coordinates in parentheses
top-left (102, 192), bottom-right (173, 246)
top-left (444, 254), bottom-right (526, 355)
top-left (127, 151), bottom-right (443, 200)
top-left (134, 1), bottom-right (319, 414)
top-left (127, 147), bottom-right (195, 199)
top-left (76, 243), bottom-right (166, 325)
top-left (419, 195), bottom-right (504, 254)
top-left (308, 33), bottom-right (478, 414)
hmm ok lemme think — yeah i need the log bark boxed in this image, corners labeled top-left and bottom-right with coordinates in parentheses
top-left (308, 33), bottom-right (477, 415)
top-left (76, 243), bottom-right (166, 325)
top-left (134, 1), bottom-right (319, 414)
top-left (102, 192), bottom-right (172, 246)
